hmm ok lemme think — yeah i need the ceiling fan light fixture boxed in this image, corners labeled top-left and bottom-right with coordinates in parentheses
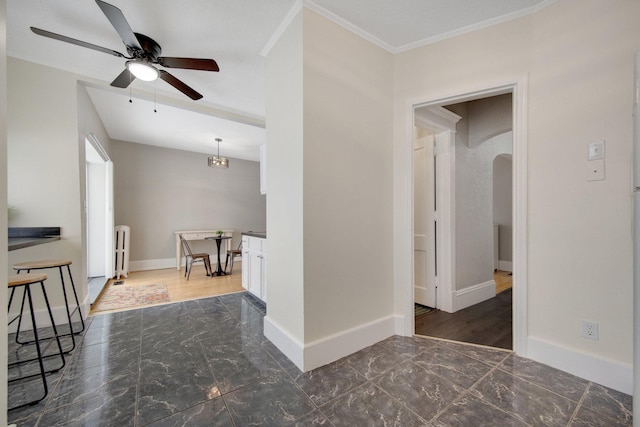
top-left (126, 60), bottom-right (158, 81)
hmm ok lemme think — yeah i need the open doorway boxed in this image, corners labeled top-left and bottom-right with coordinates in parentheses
top-left (413, 93), bottom-right (515, 350)
top-left (85, 134), bottom-right (114, 304)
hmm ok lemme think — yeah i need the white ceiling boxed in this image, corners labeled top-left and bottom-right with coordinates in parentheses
top-left (6, 0), bottom-right (552, 162)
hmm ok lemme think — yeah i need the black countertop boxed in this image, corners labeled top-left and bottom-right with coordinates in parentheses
top-left (242, 231), bottom-right (266, 239)
top-left (8, 227), bottom-right (61, 251)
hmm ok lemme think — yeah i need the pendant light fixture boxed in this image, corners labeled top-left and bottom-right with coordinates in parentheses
top-left (208, 138), bottom-right (229, 169)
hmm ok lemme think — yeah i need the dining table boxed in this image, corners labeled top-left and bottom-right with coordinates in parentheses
top-left (205, 235), bottom-right (232, 276)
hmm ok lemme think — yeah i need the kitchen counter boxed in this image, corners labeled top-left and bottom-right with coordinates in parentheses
top-left (8, 227), bottom-right (61, 251)
top-left (242, 231), bottom-right (266, 239)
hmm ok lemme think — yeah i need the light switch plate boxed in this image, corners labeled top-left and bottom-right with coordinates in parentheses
top-left (587, 159), bottom-right (605, 181)
top-left (588, 141), bottom-right (605, 160)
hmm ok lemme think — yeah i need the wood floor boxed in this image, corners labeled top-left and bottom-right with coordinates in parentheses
top-left (90, 263), bottom-right (245, 316)
top-left (415, 271), bottom-right (513, 350)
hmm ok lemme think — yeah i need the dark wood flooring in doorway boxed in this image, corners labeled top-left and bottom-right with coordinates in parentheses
top-left (415, 288), bottom-right (512, 350)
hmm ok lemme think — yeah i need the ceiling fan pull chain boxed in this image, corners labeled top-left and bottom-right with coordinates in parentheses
top-left (154, 81), bottom-right (157, 113)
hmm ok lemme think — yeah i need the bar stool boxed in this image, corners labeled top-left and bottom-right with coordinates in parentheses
top-left (12, 259), bottom-right (85, 354)
top-left (8, 273), bottom-right (65, 410)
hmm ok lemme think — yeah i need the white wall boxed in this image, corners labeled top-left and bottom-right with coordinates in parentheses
top-left (111, 140), bottom-right (265, 264)
top-left (265, 8), bottom-right (394, 371)
top-left (394, 0), bottom-right (638, 393)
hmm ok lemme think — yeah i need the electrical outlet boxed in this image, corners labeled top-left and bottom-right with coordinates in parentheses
top-left (582, 320), bottom-right (599, 340)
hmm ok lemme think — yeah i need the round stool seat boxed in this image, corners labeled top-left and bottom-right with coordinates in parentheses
top-left (13, 259), bottom-right (72, 270)
top-left (8, 273), bottom-right (47, 287)
top-left (10, 258), bottom-right (84, 354)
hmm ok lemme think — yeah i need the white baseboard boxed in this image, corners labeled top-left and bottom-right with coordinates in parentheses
top-left (264, 314), bottom-right (396, 372)
top-left (129, 258), bottom-right (224, 272)
top-left (527, 336), bottom-right (633, 395)
top-left (264, 316), bottom-right (304, 369)
top-left (498, 260), bottom-right (513, 272)
top-left (8, 294), bottom-right (91, 333)
top-left (453, 280), bottom-right (496, 312)
top-left (129, 258), bottom-right (176, 272)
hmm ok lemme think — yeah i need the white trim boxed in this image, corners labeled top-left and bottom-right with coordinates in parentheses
top-left (415, 107), bottom-right (462, 132)
top-left (264, 316), bottom-right (304, 369)
top-left (261, 0), bottom-right (303, 57)
top-left (304, 1), bottom-right (557, 54)
top-left (394, 0), bottom-right (558, 53)
top-left (453, 280), bottom-right (496, 312)
top-left (129, 258), bottom-right (176, 272)
top-left (528, 336), bottom-right (633, 395)
top-left (86, 133), bottom-right (110, 162)
top-left (400, 76), bottom-right (529, 359)
top-left (498, 260), bottom-right (513, 272)
top-left (435, 130), bottom-right (456, 313)
top-left (303, 315), bottom-right (395, 371)
top-left (265, 314), bottom-right (396, 372)
top-left (8, 294), bottom-right (90, 334)
top-left (303, 0), bottom-right (395, 53)
top-left (129, 258), bottom-right (225, 272)
top-left (512, 76), bottom-right (529, 357)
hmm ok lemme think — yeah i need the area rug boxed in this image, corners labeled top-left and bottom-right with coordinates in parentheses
top-left (93, 283), bottom-right (170, 313)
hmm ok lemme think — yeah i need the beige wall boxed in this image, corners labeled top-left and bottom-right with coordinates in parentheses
top-left (394, 0), bottom-right (638, 376)
top-left (0, 0), bottom-right (8, 421)
top-left (265, 7), bottom-right (394, 370)
top-left (7, 58), bottom-right (85, 312)
top-left (265, 8), bottom-right (305, 343)
top-left (302, 9), bottom-right (394, 341)
top-left (111, 140), bottom-right (265, 262)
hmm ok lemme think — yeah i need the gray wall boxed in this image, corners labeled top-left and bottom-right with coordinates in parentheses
top-left (493, 154), bottom-right (513, 262)
top-left (111, 140), bottom-right (265, 262)
top-left (447, 96), bottom-right (512, 290)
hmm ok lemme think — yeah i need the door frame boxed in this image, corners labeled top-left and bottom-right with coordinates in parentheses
top-left (414, 108), bottom-right (461, 313)
top-left (397, 76), bottom-right (528, 356)
top-left (85, 133), bottom-right (115, 280)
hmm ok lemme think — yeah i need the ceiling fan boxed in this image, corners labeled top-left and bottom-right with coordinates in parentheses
top-left (30, 0), bottom-right (219, 100)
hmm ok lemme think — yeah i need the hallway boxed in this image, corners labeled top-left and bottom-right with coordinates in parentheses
top-left (415, 271), bottom-right (513, 349)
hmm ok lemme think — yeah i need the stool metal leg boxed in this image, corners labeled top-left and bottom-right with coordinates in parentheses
top-left (8, 283), bottom-right (66, 373)
top-left (8, 280), bottom-right (65, 410)
top-left (65, 264), bottom-right (85, 334)
top-left (14, 265), bottom-right (85, 353)
top-left (56, 266), bottom-right (77, 353)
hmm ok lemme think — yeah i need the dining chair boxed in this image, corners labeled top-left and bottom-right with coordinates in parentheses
top-left (225, 241), bottom-right (242, 274)
top-left (180, 234), bottom-right (212, 280)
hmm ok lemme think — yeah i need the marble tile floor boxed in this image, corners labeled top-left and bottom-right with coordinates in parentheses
top-left (8, 291), bottom-right (633, 426)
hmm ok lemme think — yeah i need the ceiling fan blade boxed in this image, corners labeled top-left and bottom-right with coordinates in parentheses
top-left (111, 68), bottom-right (135, 88)
top-left (157, 57), bottom-right (219, 72)
top-left (95, 0), bottom-right (141, 50)
top-left (159, 70), bottom-right (203, 100)
top-left (30, 27), bottom-right (124, 58)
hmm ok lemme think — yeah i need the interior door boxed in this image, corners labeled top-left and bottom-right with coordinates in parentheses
top-left (414, 134), bottom-right (437, 307)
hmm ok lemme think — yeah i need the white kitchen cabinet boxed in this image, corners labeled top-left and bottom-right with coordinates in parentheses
top-left (241, 235), bottom-right (267, 301)
top-left (241, 236), bottom-right (249, 290)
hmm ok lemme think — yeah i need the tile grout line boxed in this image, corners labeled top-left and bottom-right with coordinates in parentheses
top-left (567, 382), bottom-right (591, 426)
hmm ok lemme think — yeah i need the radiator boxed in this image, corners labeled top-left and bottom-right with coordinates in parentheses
top-left (114, 225), bottom-right (130, 279)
